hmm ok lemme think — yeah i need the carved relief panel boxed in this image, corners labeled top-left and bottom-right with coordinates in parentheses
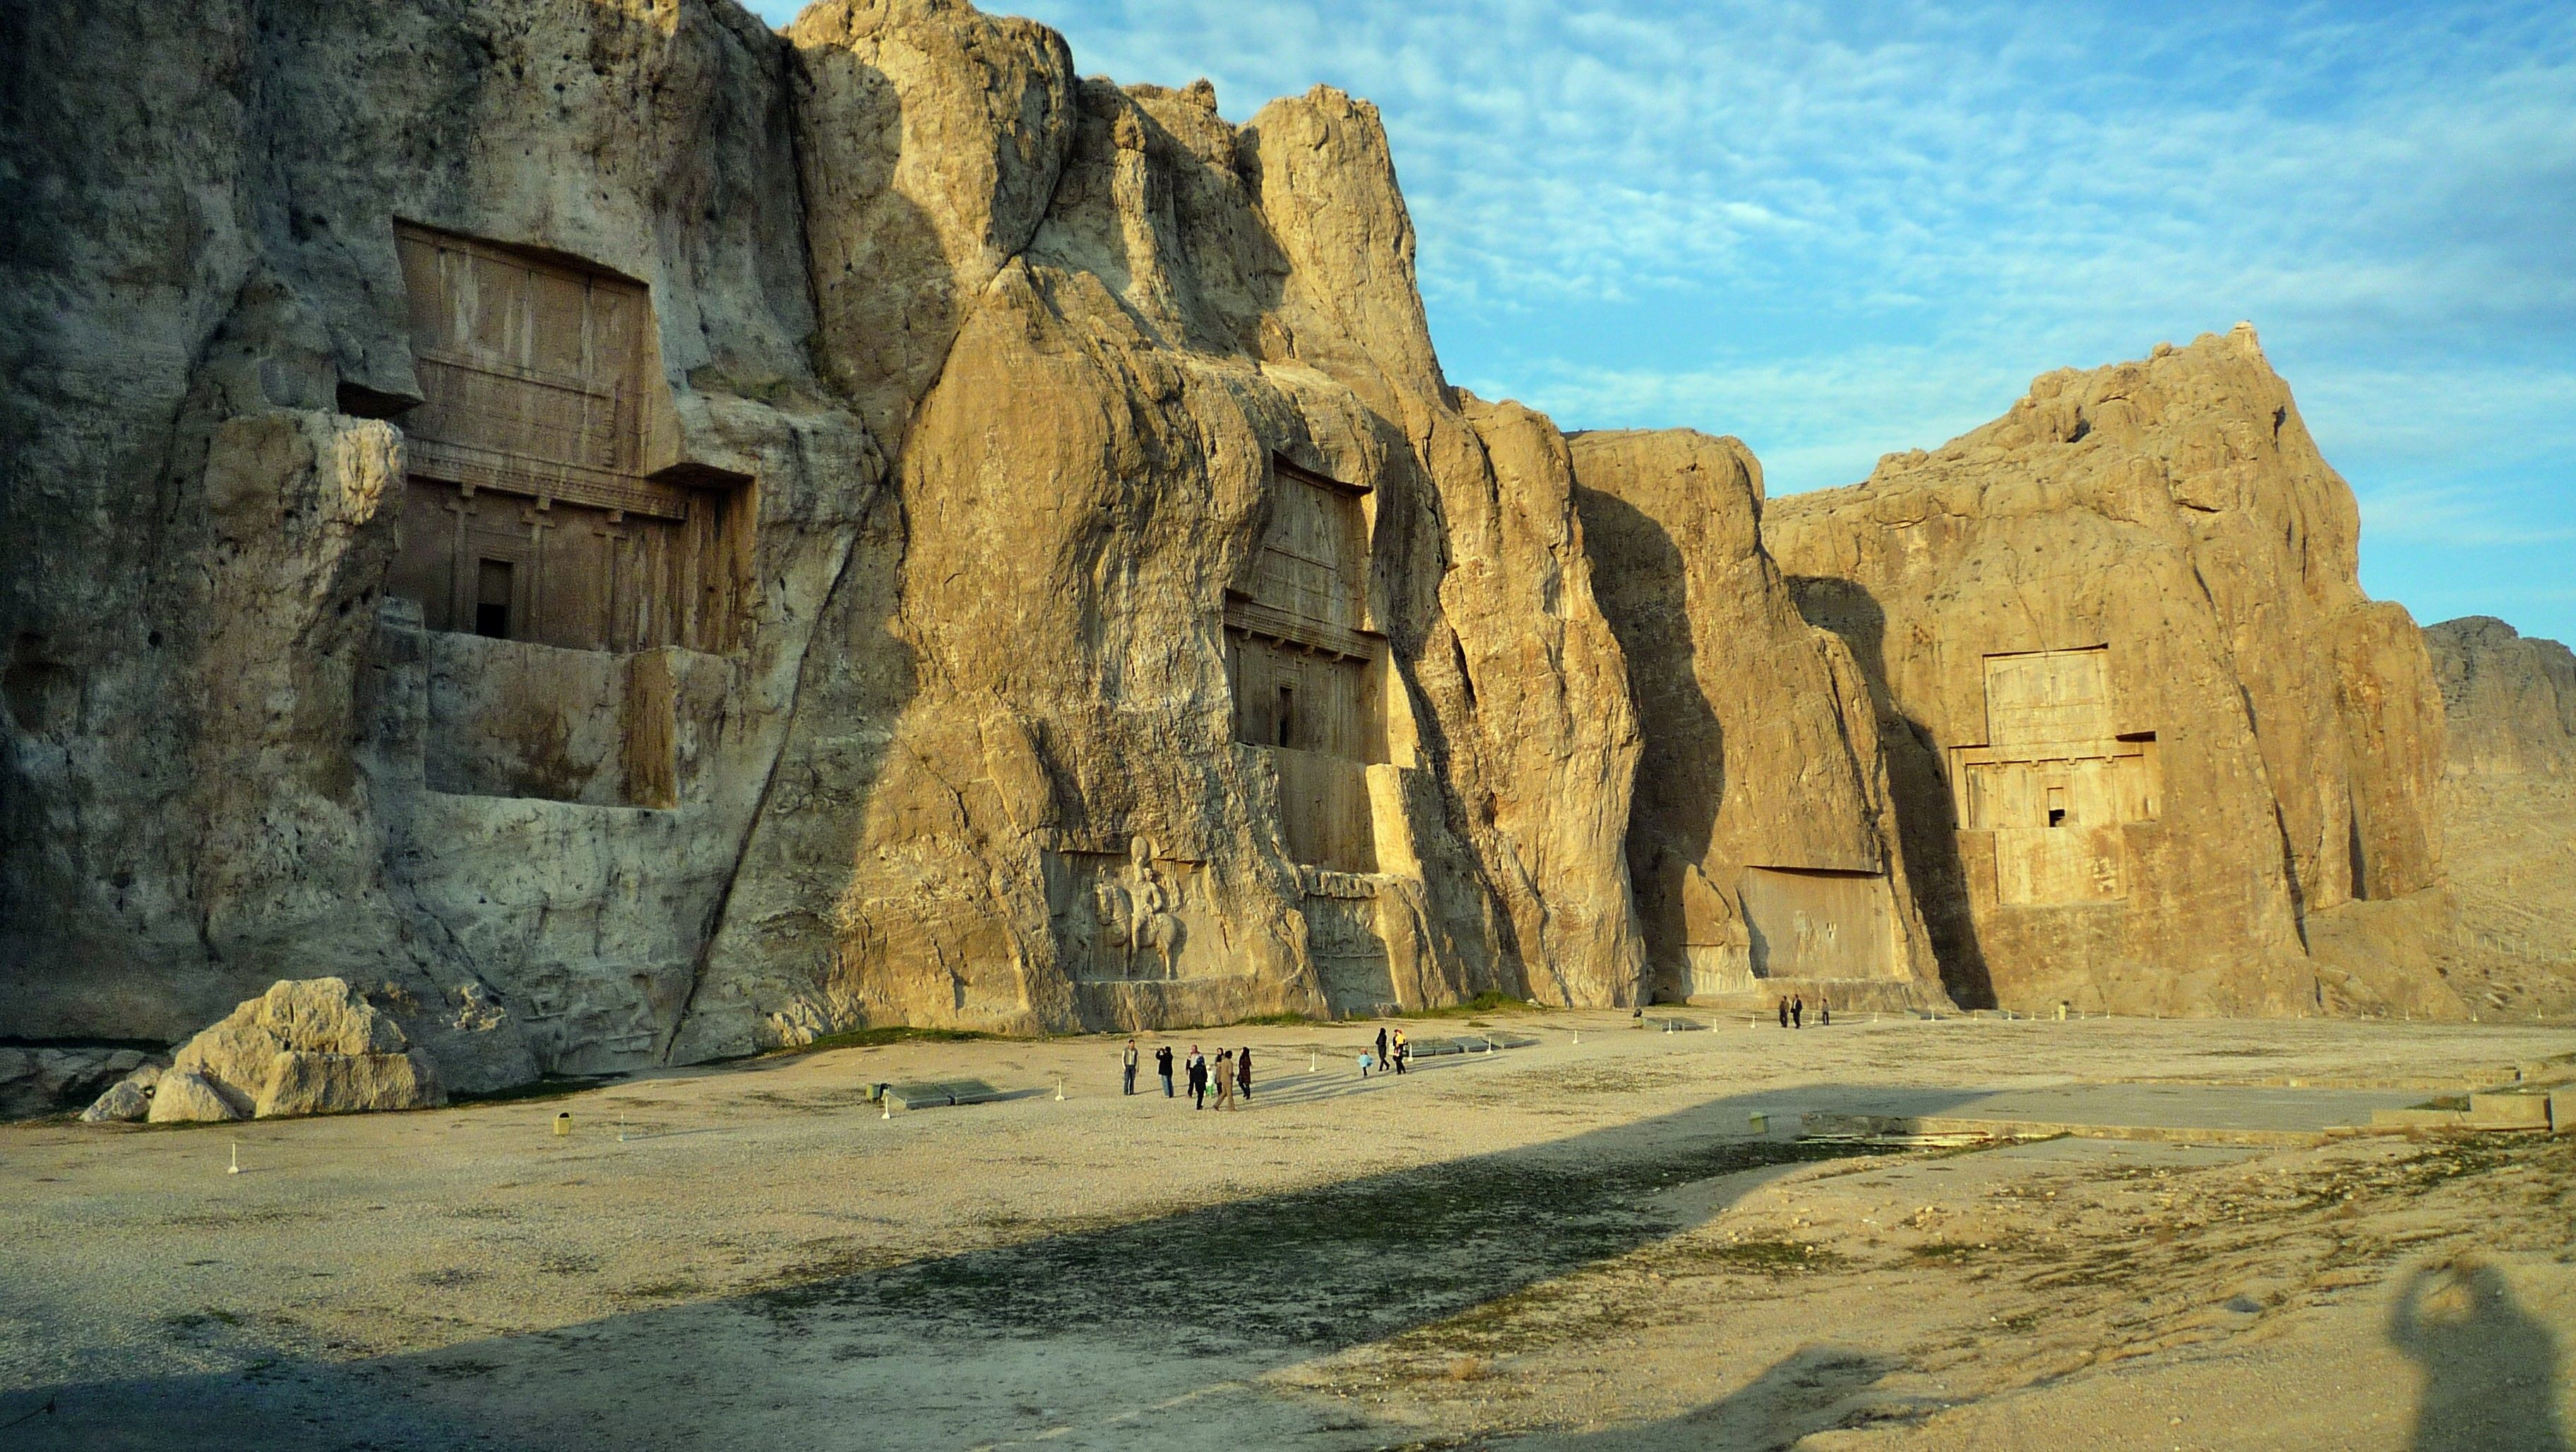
top-left (1045, 841), bottom-right (1231, 982)
top-left (1739, 867), bottom-right (1902, 980)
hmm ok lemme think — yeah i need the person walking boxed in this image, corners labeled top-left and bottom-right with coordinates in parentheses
top-left (1390, 1025), bottom-right (1409, 1075)
top-left (1122, 1037), bottom-right (1139, 1095)
top-left (1186, 1045), bottom-right (1208, 1109)
top-left (1791, 994), bottom-right (1804, 1029)
top-left (1236, 1045), bottom-right (1253, 1102)
top-left (1358, 1047), bottom-right (1374, 1078)
top-left (1212, 1049), bottom-right (1236, 1111)
top-left (1155, 1042), bottom-right (1175, 1097)
top-left (1375, 1025), bottom-right (1389, 1073)
top-left (1777, 996), bottom-right (1790, 1029)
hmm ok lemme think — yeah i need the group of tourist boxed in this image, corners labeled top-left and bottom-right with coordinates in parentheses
top-left (1117, 1020), bottom-right (1421, 1107)
top-left (1775, 994), bottom-right (1830, 1028)
top-left (1122, 1037), bottom-right (1256, 1108)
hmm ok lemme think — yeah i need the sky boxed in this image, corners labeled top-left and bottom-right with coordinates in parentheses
top-left (753, 0), bottom-right (2576, 645)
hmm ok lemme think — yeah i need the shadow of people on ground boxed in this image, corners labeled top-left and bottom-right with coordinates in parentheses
top-left (2389, 1258), bottom-right (2570, 1452)
top-left (1505, 1345), bottom-right (1916, 1450)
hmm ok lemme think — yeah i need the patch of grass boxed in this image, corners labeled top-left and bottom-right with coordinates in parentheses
top-left (1667, 1239), bottom-right (1847, 1275)
top-left (1401, 991), bottom-right (1548, 1020)
top-left (453, 1076), bottom-right (621, 1106)
top-left (1232, 1013), bottom-right (1320, 1027)
top-left (772, 1025), bottom-right (989, 1057)
top-left (1907, 1240), bottom-right (1989, 1265)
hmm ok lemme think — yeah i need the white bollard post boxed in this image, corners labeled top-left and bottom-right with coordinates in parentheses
top-left (228, 1141), bottom-right (241, 1175)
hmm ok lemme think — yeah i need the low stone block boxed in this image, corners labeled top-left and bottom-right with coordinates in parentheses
top-left (254, 1049), bottom-right (446, 1118)
top-left (2551, 1088), bottom-right (2575, 1136)
top-left (2369, 1107), bottom-right (2470, 1130)
top-left (2467, 1092), bottom-right (2551, 1129)
top-left (147, 1069), bottom-right (246, 1124)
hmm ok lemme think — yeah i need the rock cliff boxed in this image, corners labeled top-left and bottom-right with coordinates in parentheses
top-left (1568, 430), bottom-right (1945, 1011)
top-left (1, 0), bottom-right (2539, 1107)
top-left (2419, 618), bottom-right (2576, 1018)
top-left (1764, 327), bottom-right (2456, 1018)
top-left (3, 0), bottom-right (1654, 1093)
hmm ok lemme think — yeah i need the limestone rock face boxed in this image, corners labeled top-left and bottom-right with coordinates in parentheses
top-left (1568, 429), bottom-right (1945, 1009)
top-left (674, 52), bottom-right (1648, 1049)
top-left (254, 1049), bottom-right (446, 1119)
top-left (1764, 328), bottom-right (2452, 1016)
top-left (2425, 617), bottom-right (2576, 778)
top-left (164, 977), bottom-right (447, 1117)
top-left (2, 0), bottom-right (878, 1089)
top-left (0, 1047), bottom-right (152, 1121)
top-left (6, 0), bottom-right (2515, 1079)
top-left (2419, 618), bottom-right (2576, 1017)
top-left (6, 0), bottom-right (1652, 1088)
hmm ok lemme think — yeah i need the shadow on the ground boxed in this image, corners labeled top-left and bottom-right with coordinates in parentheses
top-left (2, 1084), bottom-right (1974, 1451)
top-left (1499, 1345), bottom-right (1919, 1450)
top-left (2390, 1258), bottom-right (2570, 1452)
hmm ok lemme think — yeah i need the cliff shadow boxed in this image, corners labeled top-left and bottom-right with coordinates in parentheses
top-left (1783, 576), bottom-right (1996, 1008)
top-left (1573, 485), bottom-right (1726, 1004)
top-left (2388, 1258), bottom-right (2570, 1452)
top-left (1, 1084), bottom-right (1985, 1449)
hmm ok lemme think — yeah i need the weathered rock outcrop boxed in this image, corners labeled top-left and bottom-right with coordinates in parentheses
top-left (1568, 429), bottom-right (1945, 1009)
top-left (2425, 617), bottom-right (2576, 779)
top-left (4, 0), bottom-right (1650, 1093)
top-left (1765, 327), bottom-right (2455, 1017)
top-left (0, 1047), bottom-right (155, 1121)
top-left (2417, 618), bottom-right (2576, 1017)
top-left (141, 977), bottom-right (446, 1119)
top-left (4, 0), bottom-right (2533, 1097)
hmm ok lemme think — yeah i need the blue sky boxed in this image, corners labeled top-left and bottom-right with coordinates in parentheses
top-left (755, 1), bottom-right (2576, 645)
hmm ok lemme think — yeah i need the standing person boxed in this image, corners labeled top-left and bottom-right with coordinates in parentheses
top-left (1186, 1045), bottom-right (1208, 1109)
top-left (1155, 1042), bottom-right (1175, 1097)
top-left (1236, 1045), bottom-right (1253, 1102)
top-left (1791, 994), bottom-right (1803, 1029)
top-left (1390, 1025), bottom-right (1409, 1075)
top-left (1375, 1025), bottom-right (1389, 1072)
top-left (1777, 996), bottom-right (1790, 1029)
top-left (1121, 1037), bottom-right (1139, 1095)
top-left (1819, 995), bottom-right (1831, 1028)
top-left (1212, 1049), bottom-right (1235, 1111)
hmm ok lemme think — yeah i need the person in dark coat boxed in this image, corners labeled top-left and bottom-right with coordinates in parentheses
top-left (1236, 1046), bottom-right (1253, 1102)
top-left (1155, 1043), bottom-right (1175, 1097)
top-left (1791, 994), bottom-right (1803, 1028)
top-left (1777, 996), bottom-right (1791, 1029)
top-left (1122, 1037), bottom-right (1139, 1095)
top-left (1186, 1045), bottom-right (1208, 1109)
top-left (1375, 1025), bottom-right (1389, 1070)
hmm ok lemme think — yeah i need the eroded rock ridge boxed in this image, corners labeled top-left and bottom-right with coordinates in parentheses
top-left (1, 0), bottom-right (2543, 1107)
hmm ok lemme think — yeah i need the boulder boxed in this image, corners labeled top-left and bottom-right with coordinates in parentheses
top-left (253, 1049), bottom-right (445, 1118)
top-left (164, 978), bottom-right (445, 1117)
top-left (147, 1070), bottom-right (245, 1124)
top-left (80, 1079), bottom-right (152, 1123)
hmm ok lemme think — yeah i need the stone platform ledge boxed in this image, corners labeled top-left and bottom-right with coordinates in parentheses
top-left (1799, 1111), bottom-right (2339, 1149)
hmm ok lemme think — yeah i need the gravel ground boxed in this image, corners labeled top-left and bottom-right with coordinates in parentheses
top-left (1, 1011), bottom-right (2570, 1450)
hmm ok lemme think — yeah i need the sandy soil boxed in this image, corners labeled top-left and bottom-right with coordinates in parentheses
top-left (4, 1012), bottom-right (2572, 1451)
